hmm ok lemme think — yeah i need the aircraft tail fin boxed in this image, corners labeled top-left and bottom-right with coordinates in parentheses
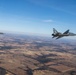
top-left (63, 29), bottom-right (69, 34)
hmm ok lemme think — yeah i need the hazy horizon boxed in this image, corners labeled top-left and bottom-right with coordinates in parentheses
top-left (0, 0), bottom-right (76, 39)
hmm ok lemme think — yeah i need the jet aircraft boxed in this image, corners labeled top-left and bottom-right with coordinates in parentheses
top-left (0, 32), bottom-right (4, 34)
top-left (52, 28), bottom-right (76, 39)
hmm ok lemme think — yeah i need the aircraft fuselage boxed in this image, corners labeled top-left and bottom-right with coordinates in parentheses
top-left (52, 33), bottom-right (69, 37)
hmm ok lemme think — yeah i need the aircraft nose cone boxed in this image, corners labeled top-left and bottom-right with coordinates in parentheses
top-left (52, 34), bottom-right (54, 36)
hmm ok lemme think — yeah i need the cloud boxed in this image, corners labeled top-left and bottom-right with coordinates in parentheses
top-left (42, 19), bottom-right (53, 23)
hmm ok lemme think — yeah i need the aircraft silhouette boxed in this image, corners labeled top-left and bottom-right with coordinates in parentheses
top-left (0, 32), bottom-right (4, 34)
top-left (52, 28), bottom-right (76, 39)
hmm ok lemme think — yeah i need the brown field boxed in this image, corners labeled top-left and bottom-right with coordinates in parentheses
top-left (0, 34), bottom-right (75, 75)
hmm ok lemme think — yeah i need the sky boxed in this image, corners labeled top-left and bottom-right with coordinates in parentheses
top-left (0, 0), bottom-right (76, 38)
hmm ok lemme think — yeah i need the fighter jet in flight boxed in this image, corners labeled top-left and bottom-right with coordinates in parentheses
top-left (0, 32), bottom-right (4, 34)
top-left (52, 28), bottom-right (76, 39)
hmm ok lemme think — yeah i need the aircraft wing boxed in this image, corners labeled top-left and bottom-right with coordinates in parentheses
top-left (56, 36), bottom-right (63, 39)
top-left (53, 28), bottom-right (58, 34)
top-left (63, 29), bottom-right (69, 34)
